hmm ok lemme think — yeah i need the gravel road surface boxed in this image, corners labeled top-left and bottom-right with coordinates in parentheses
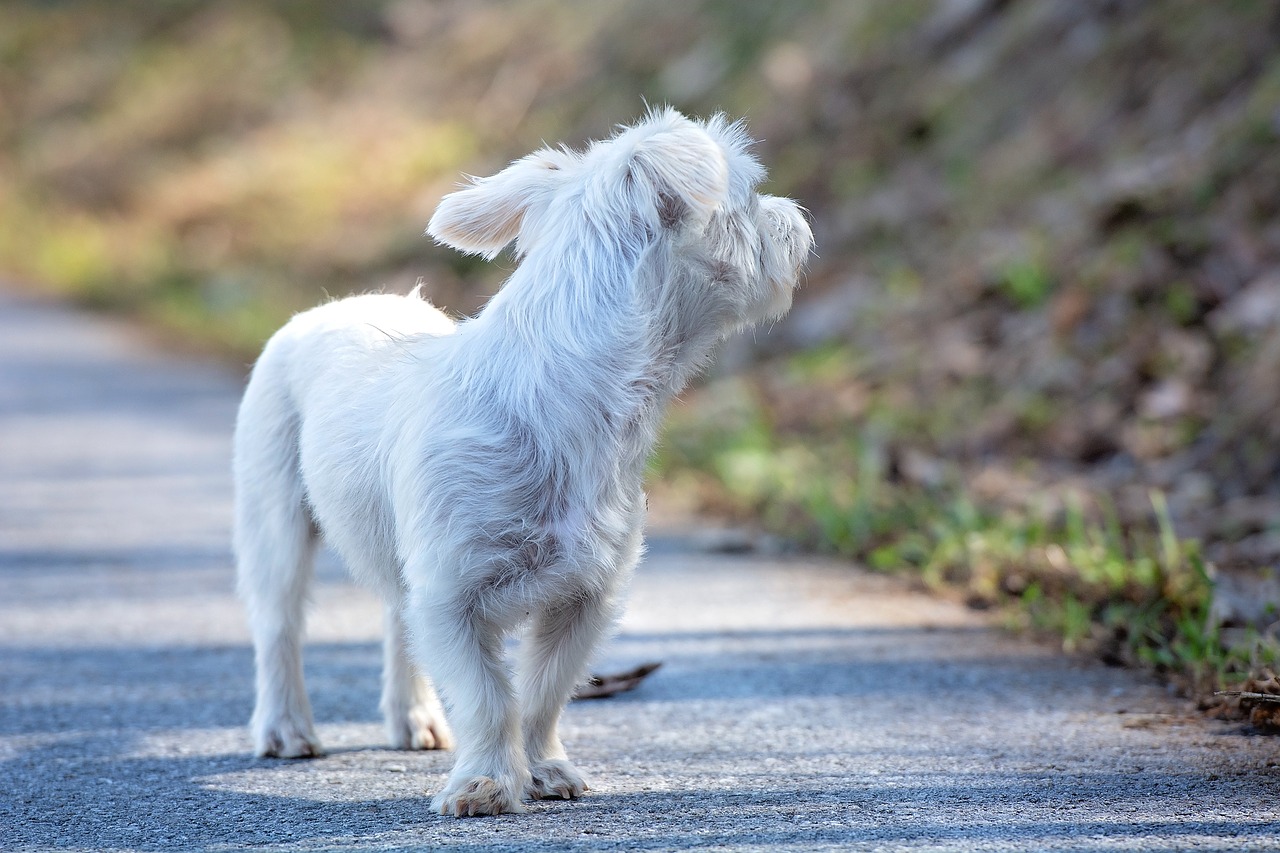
top-left (2, 290), bottom-right (1278, 852)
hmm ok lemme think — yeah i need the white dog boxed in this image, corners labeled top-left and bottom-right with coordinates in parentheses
top-left (233, 108), bottom-right (812, 817)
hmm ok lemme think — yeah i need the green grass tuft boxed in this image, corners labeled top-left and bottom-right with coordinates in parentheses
top-left (654, 378), bottom-right (1272, 700)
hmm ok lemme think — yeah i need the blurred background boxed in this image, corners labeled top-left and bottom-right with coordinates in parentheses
top-left (3, 0), bottom-right (1280, 707)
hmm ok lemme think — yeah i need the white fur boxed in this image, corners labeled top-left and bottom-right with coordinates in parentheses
top-left (233, 108), bottom-right (812, 817)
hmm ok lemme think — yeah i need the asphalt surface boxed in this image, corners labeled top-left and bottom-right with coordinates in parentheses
top-left (1, 289), bottom-right (1279, 852)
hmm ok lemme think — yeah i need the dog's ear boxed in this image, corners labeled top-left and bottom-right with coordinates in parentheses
top-left (427, 152), bottom-right (568, 260)
top-left (629, 121), bottom-right (729, 231)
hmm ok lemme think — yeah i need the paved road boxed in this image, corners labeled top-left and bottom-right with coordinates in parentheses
top-left (1, 290), bottom-right (1278, 852)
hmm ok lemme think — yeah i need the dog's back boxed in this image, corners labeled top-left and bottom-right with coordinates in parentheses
top-left (233, 291), bottom-right (455, 595)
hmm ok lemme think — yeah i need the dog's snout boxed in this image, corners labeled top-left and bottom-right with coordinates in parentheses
top-left (760, 195), bottom-right (814, 271)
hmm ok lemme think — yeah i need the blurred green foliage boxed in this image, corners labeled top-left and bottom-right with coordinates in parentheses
top-left (654, 380), bottom-right (1276, 697)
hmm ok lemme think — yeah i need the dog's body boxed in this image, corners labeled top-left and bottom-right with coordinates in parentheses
top-left (234, 109), bottom-right (812, 816)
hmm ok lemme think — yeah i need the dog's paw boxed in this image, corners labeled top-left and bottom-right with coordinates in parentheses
top-left (433, 776), bottom-right (526, 817)
top-left (527, 759), bottom-right (589, 800)
top-left (387, 706), bottom-right (454, 751)
top-left (254, 720), bottom-right (324, 759)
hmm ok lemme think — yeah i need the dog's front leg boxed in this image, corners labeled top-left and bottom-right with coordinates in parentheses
top-left (406, 584), bottom-right (530, 817)
top-left (517, 591), bottom-right (617, 800)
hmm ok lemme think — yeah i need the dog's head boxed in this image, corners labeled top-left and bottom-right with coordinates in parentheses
top-left (428, 108), bottom-right (812, 331)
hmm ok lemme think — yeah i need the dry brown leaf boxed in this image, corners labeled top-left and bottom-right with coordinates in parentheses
top-left (572, 662), bottom-right (662, 700)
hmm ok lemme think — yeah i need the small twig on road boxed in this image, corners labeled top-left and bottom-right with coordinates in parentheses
top-left (573, 662), bottom-right (662, 699)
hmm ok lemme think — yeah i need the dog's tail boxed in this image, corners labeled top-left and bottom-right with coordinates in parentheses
top-left (232, 349), bottom-right (318, 635)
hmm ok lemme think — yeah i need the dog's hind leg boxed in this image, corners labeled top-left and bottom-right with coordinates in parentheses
top-left (233, 380), bottom-right (324, 759)
top-left (381, 599), bottom-right (453, 751)
top-left (516, 590), bottom-right (617, 800)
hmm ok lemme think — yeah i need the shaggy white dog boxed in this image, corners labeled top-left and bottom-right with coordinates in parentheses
top-left (234, 108), bottom-right (812, 816)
